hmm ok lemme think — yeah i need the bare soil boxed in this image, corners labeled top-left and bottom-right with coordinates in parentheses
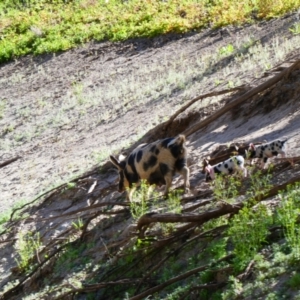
top-left (1, 12), bottom-right (300, 299)
top-left (1, 12), bottom-right (299, 212)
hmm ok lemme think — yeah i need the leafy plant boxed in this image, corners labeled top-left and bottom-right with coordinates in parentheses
top-left (72, 82), bottom-right (85, 105)
top-left (67, 182), bottom-right (76, 189)
top-left (218, 44), bottom-right (235, 57)
top-left (72, 218), bottom-right (84, 230)
top-left (229, 203), bottom-right (273, 269)
top-left (202, 237), bottom-right (228, 261)
top-left (0, 212), bottom-right (10, 233)
top-left (213, 174), bottom-right (241, 204)
top-left (289, 22), bottom-right (300, 35)
top-left (221, 276), bottom-right (243, 300)
top-left (246, 168), bottom-right (272, 201)
top-left (277, 183), bottom-right (300, 258)
top-left (2, 124), bottom-right (15, 134)
top-left (287, 272), bottom-right (300, 289)
top-left (227, 80), bottom-right (234, 88)
top-left (14, 231), bottom-right (42, 272)
top-left (129, 180), bottom-right (155, 220)
top-left (226, 170), bottom-right (273, 269)
top-left (54, 241), bottom-right (90, 275)
top-left (130, 180), bottom-right (184, 238)
top-left (166, 189), bottom-right (182, 214)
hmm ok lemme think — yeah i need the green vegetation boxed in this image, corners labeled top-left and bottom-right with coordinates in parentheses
top-left (14, 231), bottom-right (42, 272)
top-left (129, 180), bottom-right (154, 220)
top-left (0, 198), bottom-right (29, 232)
top-left (218, 44), bottom-right (235, 57)
top-left (213, 174), bottom-right (241, 204)
top-left (130, 180), bottom-right (182, 221)
top-left (72, 217), bottom-right (84, 230)
top-left (5, 167), bottom-right (300, 299)
top-left (288, 272), bottom-right (300, 289)
top-left (0, 99), bottom-right (7, 119)
top-left (0, 212), bottom-right (10, 233)
top-left (2, 1), bottom-right (300, 299)
top-left (1, 0), bottom-right (300, 63)
top-left (213, 170), bottom-right (273, 270)
top-left (54, 240), bottom-right (92, 275)
top-left (221, 276), bottom-right (243, 300)
top-left (229, 203), bottom-right (273, 269)
top-left (290, 22), bottom-right (300, 34)
top-left (277, 183), bottom-right (300, 258)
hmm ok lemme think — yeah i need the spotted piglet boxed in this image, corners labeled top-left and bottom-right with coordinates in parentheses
top-left (248, 139), bottom-right (287, 169)
top-left (205, 155), bottom-right (247, 182)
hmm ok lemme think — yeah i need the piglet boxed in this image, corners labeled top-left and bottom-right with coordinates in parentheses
top-left (205, 155), bottom-right (247, 181)
top-left (248, 139), bottom-right (287, 168)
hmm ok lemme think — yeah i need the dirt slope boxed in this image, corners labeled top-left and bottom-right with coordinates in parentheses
top-left (1, 57), bottom-right (300, 299)
top-left (1, 12), bottom-right (300, 300)
top-left (1, 13), bottom-right (300, 213)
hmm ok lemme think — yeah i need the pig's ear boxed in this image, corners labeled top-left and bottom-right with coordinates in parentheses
top-left (249, 143), bottom-right (256, 150)
top-left (204, 158), bottom-right (210, 165)
top-left (110, 155), bottom-right (123, 170)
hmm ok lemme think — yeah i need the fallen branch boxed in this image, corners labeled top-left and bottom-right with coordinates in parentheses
top-left (164, 86), bottom-right (246, 130)
top-left (80, 212), bottom-right (103, 240)
top-left (11, 201), bottom-right (130, 225)
top-left (8, 168), bottom-right (108, 223)
top-left (182, 198), bottom-right (214, 212)
top-left (183, 59), bottom-right (300, 137)
top-left (237, 259), bottom-right (255, 281)
top-left (181, 190), bottom-right (213, 203)
top-left (52, 279), bottom-right (143, 300)
top-left (9, 184), bottom-right (67, 222)
top-left (129, 254), bottom-right (234, 300)
top-left (0, 156), bottom-right (21, 169)
top-left (137, 205), bottom-right (239, 235)
top-left (137, 172), bottom-right (300, 233)
top-left (135, 224), bottom-right (228, 294)
top-left (1, 243), bottom-right (69, 300)
top-left (178, 282), bottom-right (228, 300)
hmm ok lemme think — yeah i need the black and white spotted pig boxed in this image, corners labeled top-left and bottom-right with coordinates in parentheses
top-left (205, 155), bottom-right (247, 182)
top-left (248, 139), bottom-right (287, 168)
top-left (110, 135), bottom-right (190, 200)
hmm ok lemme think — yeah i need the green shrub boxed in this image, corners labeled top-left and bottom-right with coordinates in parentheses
top-left (14, 231), bottom-right (41, 272)
top-left (288, 272), bottom-right (300, 289)
top-left (1, 0), bottom-right (300, 63)
top-left (277, 183), bottom-right (300, 258)
top-left (229, 203), bottom-right (273, 269)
